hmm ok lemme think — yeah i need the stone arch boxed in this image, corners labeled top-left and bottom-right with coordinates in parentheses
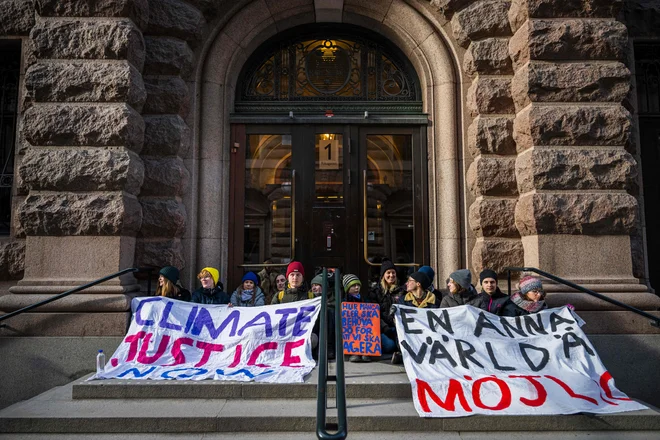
top-left (189, 0), bottom-right (465, 287)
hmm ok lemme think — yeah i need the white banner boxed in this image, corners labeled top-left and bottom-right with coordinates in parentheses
top-left (394, 305), bottom-right (646, 417)
top-left (93, 297), bottom-right (321, 382)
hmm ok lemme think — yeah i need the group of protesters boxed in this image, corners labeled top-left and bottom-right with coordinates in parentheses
top-left (153, 258), bottom-right (551, 364)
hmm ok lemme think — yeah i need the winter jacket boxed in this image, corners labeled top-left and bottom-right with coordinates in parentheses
top-left (475, 288), bottom-right (514, 316)
top-left (257, 268), bottom-right (279, 305)
top-left (398, 290), bottom-right (440, 309)
top-left (271, 284), bottom-right (314, 304)
top-left (230, 286), bottom-right (266, 307)
top-left (190, 286), bottom-right (229, 305)
top-left (439, 285), bottom-right (480, 308)
top-left (368, 282), bottom-right (404, 330)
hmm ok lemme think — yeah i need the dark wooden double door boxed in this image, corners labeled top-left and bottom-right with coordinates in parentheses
top-left (228, 124), bottom-right (429, 291)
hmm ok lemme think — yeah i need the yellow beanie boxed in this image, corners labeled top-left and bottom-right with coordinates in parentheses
top-left (202, 267), bottom-right (219, 285)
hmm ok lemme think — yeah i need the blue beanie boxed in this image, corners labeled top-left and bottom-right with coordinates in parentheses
top-left (419, 266), bottom-right (435, 283)
top-left (242, 271), bottom-right (259, 286)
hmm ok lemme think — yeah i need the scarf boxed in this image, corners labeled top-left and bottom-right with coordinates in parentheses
top-left (511, 292), bottom-right (545, 313)
top-left (348, 292), bottom-right (361, 300)
top-left (241, 289), bottom-right (253, 302)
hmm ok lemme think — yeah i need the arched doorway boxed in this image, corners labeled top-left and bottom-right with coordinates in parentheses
top-left (226, 24), bottom-right (429, 289)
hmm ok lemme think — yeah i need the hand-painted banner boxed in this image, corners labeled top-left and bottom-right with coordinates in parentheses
top-left (341, 302), bottom-right (381, 356)
top-left (92, 296), bottom-right (321, 382)
top-left (393, 305), bottom-right (647, 417)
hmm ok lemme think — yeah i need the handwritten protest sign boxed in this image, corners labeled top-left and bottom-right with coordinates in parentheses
top-left (93, 297), bottom-right (321, 382)
top-left (394, 305), bottom-right (647, 417)
top-left (341, 302), bottom-right (381, 356)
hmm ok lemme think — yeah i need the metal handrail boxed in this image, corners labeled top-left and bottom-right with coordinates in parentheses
top-left (316, 268), bottom-right (347, 440)
top-left (0, 267), bottom-right (155, 325)
top-left (504, 266), bottom-right (660, 328)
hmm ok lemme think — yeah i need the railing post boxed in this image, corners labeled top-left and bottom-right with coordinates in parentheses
top-left (507, 269), bottom-right (512, 296)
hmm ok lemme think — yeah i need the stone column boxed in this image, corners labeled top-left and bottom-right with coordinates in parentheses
top-left (508, 0), bottom-right (655, 300)
top-left (0, 0), bottom-right (149, 334)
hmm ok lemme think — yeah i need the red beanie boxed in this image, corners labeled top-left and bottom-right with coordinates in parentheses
top-left (286, 261), bottom-right (305, 278)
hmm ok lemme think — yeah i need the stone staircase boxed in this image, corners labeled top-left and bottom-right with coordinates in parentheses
top-left (0, 360), bottom-right (659, 439)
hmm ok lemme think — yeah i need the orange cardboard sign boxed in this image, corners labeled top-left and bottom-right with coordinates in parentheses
top-left (341, 302), bottom-right (381, 356)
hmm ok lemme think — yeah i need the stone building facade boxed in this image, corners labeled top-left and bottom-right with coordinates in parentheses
top-left (0, 0), bottom-right (659, 408)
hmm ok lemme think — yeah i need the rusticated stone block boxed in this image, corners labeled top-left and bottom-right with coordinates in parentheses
top-left (20, 148), bottom-right (144, 194)
top-left (35, 0), bottom-right (149, 30)
top-left (148, 0), bottom-right (204, 42)
top-left (0, 0), bottom-right (35, 36)
top-left (24, 62), bottom-right (146, 111)
top-left (469, 198), bottom-right (519, 237)
top-left (467, 156), bottom-right (518, 196)
top-left (23, 104), bottom-right (145, 151)
top-left (515, 192), bottom-right (638, 236)
top-left (30, 19), bottom-right (145, 71)
top-left (144, 37), bottom-right (193, 76)
top-left (0, 240), bottom-right (25, 280)
top-left (467, 77), bottom-right (514, 116)
top-left (464, 38), bottom-right (513, 76)
top-left (509, 20), bottom-right (627, 70)
top-left (467, 116), bottom-right (516, 157)
top-left (143, 76), bottom-right (190, 116)
top-left (431, 0), bottom-right (475, 17)
top-left (141, 157), bottom-right (190, 196)
top-left (512, 62), bottom-right (630, 111)
top-left (625, 0), bottom-right (660, 38)
top-left (472, 237), bottom-right (524, 274)
top-left (452, 0), bottom-right (512, 47)
top-left (509, 0), bottom-right (623, 32)
top-left (139, 198), bottom-right (186, 237)
top-left (513, 104), bottom-right (631, 152)
top-left (516, 148), bottom-right (637, 193)
top-left (142, 115), bottom-right (190, 156)
top-left (135, 238), bottom-right (184, 269)
top-left (186, 0), bottom-right (218, 16)
top-left (19, 192), bottom-right (142, 236)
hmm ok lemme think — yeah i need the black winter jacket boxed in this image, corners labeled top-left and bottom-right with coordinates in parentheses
top-left (191, 286), bottom-right (230, 305)
top-left (368, 282), bottom-right (404, 330)
top-left (439, 285), bottom-right (480, 308)
top-left (475, 288), bottom-right (514, 316)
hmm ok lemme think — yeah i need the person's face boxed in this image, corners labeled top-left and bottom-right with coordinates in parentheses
top-left (288, 271), bottom-right (304, 288)
top-left (243, 280), bottom-right (255, 291)
top-left (311, 284), bottom-right (322, 295)
top-left (348, 284), bottom-right (361, 295)
top-left (276, 275), bottom-right (286, 291)
top-left (482, 277), bottom-right (497, 295)
top-left (383, 269), bottom-right (397, 285)
top-left (158, 275), bottom-right (165, 286)
top-left (448, 278), bottom-right (460, 294)
top-left (524, 289), bottom-right (545, 302)
top-left (200, 274), bottom-right (214, 289)
top-left (406, 277), bottom-right (419, 293)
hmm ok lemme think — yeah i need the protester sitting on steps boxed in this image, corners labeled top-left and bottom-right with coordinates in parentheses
top-left (475, 269), bottom-right (513, 316)
top-left (275, 273), bottom-right (287, 293)
top-left (257, 259), bottom-right (279, 306)
top-left (342, 273), bottom-right (372, 363)
top-left (191, 267), bottom-right (229, 305)
top-left (156, 266), bottom-right (191, 302)
top-left (502, 275), bottom-right (549, 316)
top-left (418, 265), bottom-right (446, 301)
top-left (230, 271), bottom-right (265, 307)
top-left (367, 258), bottom-right (402, 358)
top-left (440, 269), bottom-right (480, 308)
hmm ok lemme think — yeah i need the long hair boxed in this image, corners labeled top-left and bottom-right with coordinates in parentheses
top-left (156, 278), bottom-right (180, 298)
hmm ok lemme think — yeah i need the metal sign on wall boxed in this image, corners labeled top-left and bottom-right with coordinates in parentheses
top-left (318, 139), bottom-right (339, 169)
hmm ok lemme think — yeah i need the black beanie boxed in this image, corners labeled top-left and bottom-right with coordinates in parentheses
top-left (410, 271), bottom-right (432, 291)
top-left (380, 258), bottom-right (397, 279)
top-left (479, 269), bottom-right (498, 283)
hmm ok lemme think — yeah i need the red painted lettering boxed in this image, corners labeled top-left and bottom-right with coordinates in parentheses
top-left (472, 376), bottom-right (512, 411)
top-left (137, 333), bottom-right (171, 364)
top-left (228, 344), bottom-right (242, 368)
top-left (545, 375), bottom-right (598, 405)
top-left (281, 339), bottom-right (305, 367)
top-left (195, 341), bottom-right (224, 367)
top-left (124, 331), bottom-right (146, 362)
top-left (599, 371), bottom-right (631, 403)
top-left (165, 337), bottom-right (194, 366)
top-left (415, 378), bottom-right (472, 413)
top-left (247, 342), bottom-right (278, 368)
top-left (509, 375), bottom-right (547, 407)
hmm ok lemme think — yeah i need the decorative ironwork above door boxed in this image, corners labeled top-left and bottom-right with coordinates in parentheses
top-left (235, 25), bottom-right (422, 115)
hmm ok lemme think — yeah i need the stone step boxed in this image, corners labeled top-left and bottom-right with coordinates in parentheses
top-left (1, 379), bottom-right (659, 434)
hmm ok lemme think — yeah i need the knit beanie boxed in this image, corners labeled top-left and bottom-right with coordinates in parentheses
top-left (159, 266), bottom-right (179, 284)
top-left (242, 271), bottom-right (259, 286)
top-left (311, 274), bottom-right (324, 286)
top-left (519, 276), bottom-right (544, 295)
top-left (418, 266), bottom-right (435, 283)
top-left (379, 258), bottom-right (397, 279)
top-left (479, 269), bottom-right (498, 284)
top-left (342, 274), bottom-right (361, 291)
top-left (449, 269), bottom-right (471, 289)
top-left (202, 267), bottom-right (219, 285)
top-left (410, 271), bottom-right (432, 291)
top-left (286, 261), bottom-right (305, 278)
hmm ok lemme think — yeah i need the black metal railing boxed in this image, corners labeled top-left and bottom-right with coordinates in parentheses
top-left (316, 267), bottom-right (348, 440)
top-left (0, 267), bottom-right (155, 326)
top-left (505, 266), bottom-right (660, 328)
